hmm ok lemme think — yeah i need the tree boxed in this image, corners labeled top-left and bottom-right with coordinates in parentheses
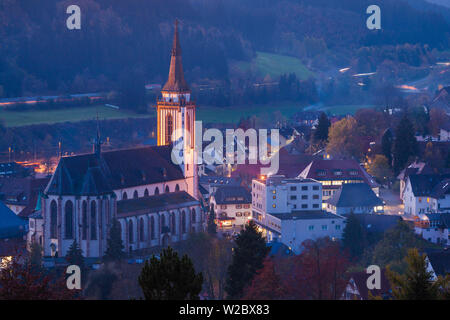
top-left (243, 257), bottom-right (285, 300)
top-left (0, 256), bottom-right (78, 300)
top-left (371, 220), bottom-right (432, 273)
top-left (428, 108), bottom-right (449, 136)
top-left (138, 246), bottom-right (203, 300)
top-left (288, 237), bottom-right (351, 300)
top-left (367, 154), bottom-right (394, 185)
top-left (66, 240), bottom-right (85, 270)
top-left (392, 114), bottom-right (418, 174)
top-left (29, 242), bottom-right (43, 271)
top-left (326, 117), bottom-right (363, 159)
top-left (207, 206), bottom-right (217, 235)
top-left (381, 128), bottom-right (393, 166)
top-left (178, 233), bottom-right (233, 300)
top-left (342, 213), bottom-right (366, 258)
top-left (313, 112), bottom-right (331, 143)
top-left (103, 219), bottom-right (125, 263)
top-left (387, 248), bottom-right (450, 300)
top-left (226, 220), bottom-right (270, 299)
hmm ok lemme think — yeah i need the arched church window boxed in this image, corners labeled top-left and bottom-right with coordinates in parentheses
top-left (129, 220), bottom-right (134, 243)
top-left (166, 114), bottom-right (173, 144)
top-left (64, 201), bottom-right (74, 239)
top-left (171, 212), bottom-right (176, 235)
top-left (161, 214), bottom-right (165, 228)
top-left (182, 211), bottom-right (186, 234)
top-left (154, 187), bottom-right (160, 195)
top-left (133, 190), bottom-right (138, 199)
top-left (50, 200), bottom-right (57, 239)
top-left (144, 189), bottom-right (149, 197)
top-left (91, 201), bottom-right (97, 240)
top-left (139, 217), bottom-right (144, 242)
top-left (165, 185), bottom-right (170, 193)
top-left (122, 192), bottom-right (128, 200)
top-left (150, 216), bottom-right (155, 239)
top-left (175, 184), bottom-right (180, 192)
top-left (191, 208), bottom-right (196, 224)
top-left (82, 201), bottom-right (87, 240)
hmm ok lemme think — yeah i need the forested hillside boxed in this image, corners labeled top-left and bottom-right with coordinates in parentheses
top-left (1, 0), bottom-right (450, 101)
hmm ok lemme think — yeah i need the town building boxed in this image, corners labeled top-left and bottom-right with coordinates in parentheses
top-left (251, 175), bottom-right (344, 254)
top-left (424, 248), bottom-right (450, 278)
top-left (341, 270), bottom-right (391, 300)
top-left (0, 162), bottom-right (30, 179)
top-left (397, 160), bottom-right (433, 201)
top-left (0, 177), bottom-right (49, 216)
top-left (414, 213), bottom-right (450, 246)
top-left (326, 183), bottom-right (384, 215)
top-left (210, 185), bottom-right (252, 230)
top-left (403, 174), bottom-right (450, 215)
top-left (34, 21), bottom-right (204, 258)
top-left (298, 159), bottom-right (379, 208)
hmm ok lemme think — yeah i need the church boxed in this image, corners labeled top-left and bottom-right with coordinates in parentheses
top-left (37, 21), bottom-right (202, 258)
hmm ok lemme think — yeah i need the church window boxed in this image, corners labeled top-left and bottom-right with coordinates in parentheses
top-left (82, 201), bottom-right (87, 240)
top-left (128, 220), bottom-right (134, 243)
top-left (139, 218), bottom-right (145, 242)
top-left (64, 200), bottom-right (74, 239)
top-left (144, 189), bottom-right (149, 197)
top-left (50, 200), bottom-right (57, 239)
top-left (155, 187), bottom-right (160, 195)
top-left (150, 216), bottom-right (155, 239)
top-left (175, 184), bottom-right (180, 192)
top-left (165, 185), bottom-right (170, 193)
top-left (91, 201), bottom-right (97, 240)
top-left (182, 211), bottom-right (186, 234)
top-left (123, 192), bottom-right (128, 200)
top-left (191, 208), bottom-right (196, 224)
top-left (133, 190), bottom-right (138, 199)
top-left (171, 212), bottom-right (176, 235)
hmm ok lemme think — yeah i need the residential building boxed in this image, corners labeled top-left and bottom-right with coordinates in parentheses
top-left (326, 183), bottom-right (384, 215)
top-left (403, 174), bottom-right (450, 215)
top-left (342, 270), bottom-right (391, 300)
top-left (0, 177), bottom-right (49, 216)
top-left (397, 161), bottom-right (433, 201)
top-left (298, 159), bottom-right (379, 208)
top-left (252, 175), bottom-right (344, 254)
top-left (414, 213), bottom-right (450, 246)
top-left (210, 186), bottom-right (252, 229)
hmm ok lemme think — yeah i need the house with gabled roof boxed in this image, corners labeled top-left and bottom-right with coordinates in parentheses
top-left (298, 159), bottom-right (379, 208)
top-left (326, 183), bottom-right (384, 215)
top-left (403, 174), bottom-right (450, 215)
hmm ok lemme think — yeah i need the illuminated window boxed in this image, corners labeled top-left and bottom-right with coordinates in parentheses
top-left (272, 204), bottom-right (276, 208)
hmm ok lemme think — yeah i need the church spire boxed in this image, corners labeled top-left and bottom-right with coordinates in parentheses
top-left (162, 19), bottom-right (190, 93)
top-left (93, 112), bottom-right (102, 156)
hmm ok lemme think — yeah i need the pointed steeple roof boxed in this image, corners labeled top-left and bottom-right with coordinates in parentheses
top-left (162, 19), bottom-right (190, 93)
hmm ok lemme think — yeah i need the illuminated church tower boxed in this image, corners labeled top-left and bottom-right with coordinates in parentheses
top-left (156, 20), bottom-right (198, 199)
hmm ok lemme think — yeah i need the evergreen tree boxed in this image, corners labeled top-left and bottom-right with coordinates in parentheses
top-left (66, 240), bottom-right (85, 269)
top-left (387, 248), bottom-right (450, 300)
top-left (138, 246), bottom-right (203, 300)
top-left (103, 219), bottom-right (125, 263)
top-left (393, 114), bottom-right (418, 174)
top-left (381, 128), bottom-right (393, 167)
top-left (226, 220), bottom-right (270, 299)
top-left (207, 206), bottom-right (217, 235)
top-left (29, 242), bottom-right (43, 271)
top-left (313, 112), bottom-right (331, 143)
top-left (342, 213), bottom-right (366, 258)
